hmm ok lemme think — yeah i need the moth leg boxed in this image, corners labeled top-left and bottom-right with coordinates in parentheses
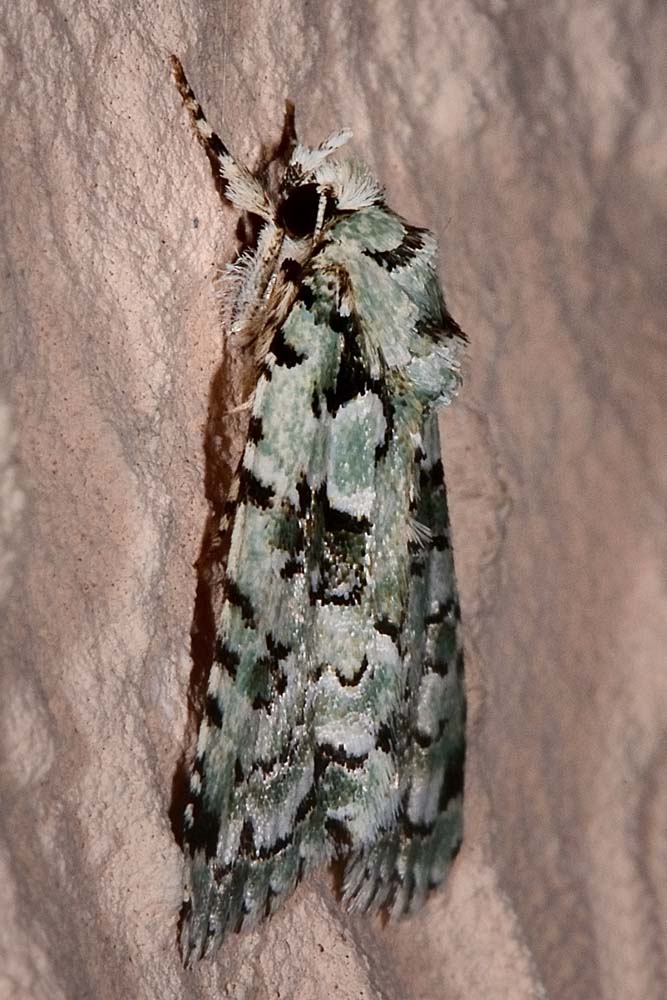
top-left (170, 54), bottom-right (272, 220)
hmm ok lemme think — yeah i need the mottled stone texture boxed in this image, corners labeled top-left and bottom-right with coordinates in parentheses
top-left (1, 2), bottom-right (665, 999)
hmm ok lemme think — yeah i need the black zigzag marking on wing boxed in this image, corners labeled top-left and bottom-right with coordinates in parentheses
top-left (296, 475), bottom-right (312, 516)
top-left (280, 556), bottom-right (302, 580)
top-left (362, 225), bottom-right (426, 271)
top-left (238, 465), bottom-right (275, 508)
top-left (325, 816), bottom-right (353, 849)
top-left (441, 307), bottom-right (468, 342)
top-left (314, 742), bottom-right (368, 779)
top-left (205, 694), bottom-right (223, 728)
top-left (237, 814), bottom-right (296, 863)
top-left (225, 577), bottom-right (256, 627)
top-left (294, 784), bottom-right (318, 824)
top-left (316, 283), bottom-right (396, 456)
top-left (335, 654), bottom-right (369, 687)
top-left (415, 307), bottom-right (468, 344)
top-left (308, 485), bottom-right (371, 607)
top-left (374, 393), bottom-right (395, 461)
top-left (374, 617), bottom-right (400, 641)
top-left (271, 326), bottom-right (307, 367)
top-left (376, 722), bottom-right (395, 754)
top-left (214, 638), bottom-right (240, 678)
top-left (414, 286), bottom-right (470, 347)
top-left (324, 302), bottom-right (373, 415)
top-left (247, 415), bottom-right (264, 444)
top-left (250, 738), bottom-right (292, 779)
top-left (322, 494), bottom-right (371, 535)
top-left (185, 787), bottom-right (221, 860)
top-left (248, 632), bottom-right (291, 709)
top-left (185, 806), bottom-right (220, 860)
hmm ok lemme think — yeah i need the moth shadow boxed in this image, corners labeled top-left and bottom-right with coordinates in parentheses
top-left (168, 351), bottom-right (242, 849)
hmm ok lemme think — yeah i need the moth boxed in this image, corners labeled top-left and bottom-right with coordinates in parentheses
top-left (171, 56), bottom-right (467, 962)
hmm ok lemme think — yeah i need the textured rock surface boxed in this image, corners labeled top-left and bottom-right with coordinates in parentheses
top-left (1, 3), bottom-right (665, 999)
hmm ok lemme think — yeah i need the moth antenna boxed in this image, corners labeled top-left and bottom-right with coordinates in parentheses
top-left (289, 128), bottom-right (353, 177)
top-left (170, 55), bottom-right (273, 220)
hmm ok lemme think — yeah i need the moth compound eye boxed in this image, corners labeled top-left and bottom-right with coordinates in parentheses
top-left (278, 183), bottom-right (322, 238)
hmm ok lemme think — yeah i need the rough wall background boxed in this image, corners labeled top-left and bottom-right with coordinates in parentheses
top-left (1, 3), bottom-right (665, 999)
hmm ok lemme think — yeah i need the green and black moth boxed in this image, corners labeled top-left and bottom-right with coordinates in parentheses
top-left (172, 56), bottom-right (467, 963)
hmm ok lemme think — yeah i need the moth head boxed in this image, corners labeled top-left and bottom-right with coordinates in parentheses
top-left (170, 59), bottom-right (385, 243)
top-left (276, 182), bottom-right (325, 239)
top-left (276, 129), bottom-right (384, 239)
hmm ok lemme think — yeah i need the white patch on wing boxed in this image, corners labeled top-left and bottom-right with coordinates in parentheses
top-left (251, 448), bottom-right (290, 497)
top-left (327, 392), bottom-right (386, 518)
top-left (315, 716), bottom-right (376, 758)
top-left (314, 606), bottom-right (367, 675)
